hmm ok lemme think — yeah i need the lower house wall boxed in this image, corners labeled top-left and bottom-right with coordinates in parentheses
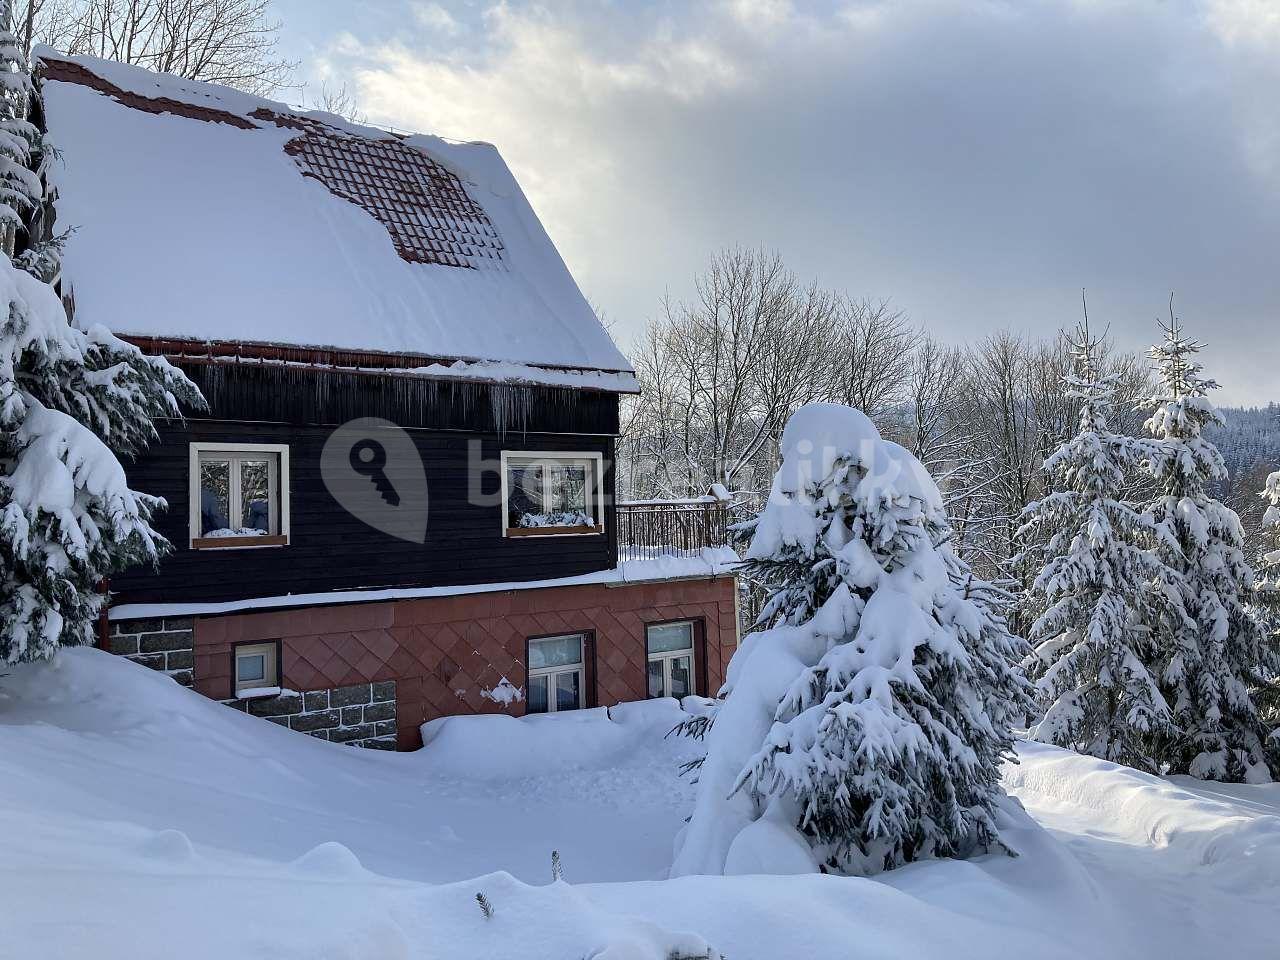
top-left (112, 575), bottom-right (737, 751)
top-left (108, 617), bottom-right (195, 686)
top-left (221, 681), bottom-right (399, 749)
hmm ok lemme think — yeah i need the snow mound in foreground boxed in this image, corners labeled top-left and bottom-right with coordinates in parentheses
top-left (1, 650), bottom-right (1277, 958)
top-left (1008, 741), bottom-right (1280, 890)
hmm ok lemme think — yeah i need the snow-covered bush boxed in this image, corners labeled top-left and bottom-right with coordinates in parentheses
top-left (1019, 323), bottom-right (1177, 768)
top-left (671, 403), bottom-right (1030, 877)
top-left (1139, 317), bottom-right (1279, 782)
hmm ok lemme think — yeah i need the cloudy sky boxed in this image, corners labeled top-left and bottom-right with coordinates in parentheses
top-left (271, 0), bottom-right (1279, 404)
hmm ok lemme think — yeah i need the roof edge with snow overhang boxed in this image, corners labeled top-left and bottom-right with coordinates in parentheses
top-left (107, 549), bottom-right (741, 621)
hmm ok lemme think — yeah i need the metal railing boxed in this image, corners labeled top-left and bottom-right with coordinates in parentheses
top-left (616, 496), bottom-right (731, 561)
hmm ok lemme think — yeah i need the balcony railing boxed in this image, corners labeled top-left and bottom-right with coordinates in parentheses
top-left (616, 496), bottom-right (732, 561)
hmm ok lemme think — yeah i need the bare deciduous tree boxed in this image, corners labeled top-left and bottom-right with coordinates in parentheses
top-left (310, 78), bottom-right (365, 124)
top-left (832, 296), bottom-right (914, 421)
top-left (15, 0), bottom-right (293, 96)
top-left (621, 248), bottom-right (850, 504)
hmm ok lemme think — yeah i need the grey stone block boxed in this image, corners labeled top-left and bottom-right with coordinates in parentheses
top-left (118, 617), bottom-right (166, 634)
top-left (373, 719), bottom-right (397, 738)
top-left (341, 705), bottom-right (364, 726)
top-left (162, 617), bottom-right (195, 631)
top-left (223, 699), bottom-right (248, 712)
top-left (330, 683), bottom-right (372, 707)
top-left (248, 693), bottom-right (303, 717)
top-left (306, 729), bottom-right (330, 741)
top-left (170, 670), bottom-right (193, 687)
top-left (264, 716), bottom-right (289, 726)
top-left (330, 723), bottom-right (375, 744)
top-left (360, 736), bottom-right (397, 751)
top-left (129, 653), bottom-right (167, 671)
top-left (165, 650), bottom-right (194, 670)
top-left (303, 690), bottom-right (329, 712)
top-left (363, 701), bottom-right (395, 723)
top-left (372, 681), bottom-right (396, 703)
top-left (139, 631), bottom-right (194, 654)
top-left (109, 634), bottom-right (139, 655)
top-left (290, 709), bottom-right (340, 732)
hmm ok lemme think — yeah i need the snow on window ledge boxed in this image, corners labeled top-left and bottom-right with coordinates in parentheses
top-left (204, 527), bottom-right (269, 539)
top-left (235, 686), bottom-right (283, 700)
top-left (517, 510), bottom-right (594, 529)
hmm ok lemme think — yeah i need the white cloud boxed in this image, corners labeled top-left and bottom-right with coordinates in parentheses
top-left (414, 1), bottom-right (465, 35)
top-left (326, 0), bottom-right (1280, 404)
top-left (1204, 0), bottom-right (1280, 47)
top-left (726, 0), bottom-right (794, 28)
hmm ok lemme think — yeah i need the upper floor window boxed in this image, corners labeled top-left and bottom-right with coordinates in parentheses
top-left (500, 451), bottom-right (603, 537)
top-left (189, 443), bottom-right (290, 549)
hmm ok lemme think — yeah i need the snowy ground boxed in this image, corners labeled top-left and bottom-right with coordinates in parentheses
top-left (1, 650), bottom-right (1277, 959)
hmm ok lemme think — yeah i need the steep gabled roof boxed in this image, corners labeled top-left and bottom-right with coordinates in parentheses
top-left (34, 49), bottom-right (637, 392)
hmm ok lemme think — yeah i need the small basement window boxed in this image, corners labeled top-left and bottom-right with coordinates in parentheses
top-left (527, 633), bottom-right (586, 713)
top-left (501, 452), bottom-right (603, 537)
top-left (234, 641), bottom-right (279, 697)
top-left (646, 621), bottom-right (695, 699)
top-left (189, 443), bottom-right (290, 549)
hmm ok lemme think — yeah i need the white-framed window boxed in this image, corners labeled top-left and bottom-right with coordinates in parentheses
top-left (526, 633), bottom-right (586, 713)
top-left (189, 442), bottom-right (290, 549)
top-left (500, 451), bottom-right (603, 537)
top-left (646, 621), bottom-right (696, 700)
top-left (234, 641), bottom-right (279, 697)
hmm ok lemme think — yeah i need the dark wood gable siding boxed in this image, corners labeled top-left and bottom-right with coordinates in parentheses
top-left (178, 362), bottom-right (620, 436)
top-left (109, 364), bottom-right (622, 605)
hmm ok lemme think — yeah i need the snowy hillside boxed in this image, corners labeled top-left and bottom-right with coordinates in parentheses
top-left (1, 650), bottom-right (1277, 958)
top-left (1210, 405), bottom-right (1280, 479)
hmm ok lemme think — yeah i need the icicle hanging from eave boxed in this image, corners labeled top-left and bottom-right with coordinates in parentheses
top-left (173, 362), bottom-right (608, 438)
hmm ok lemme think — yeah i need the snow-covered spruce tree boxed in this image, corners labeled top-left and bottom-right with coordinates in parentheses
top-left (1140, 312), bottom-right (1279, 781)
top-left (0, 18), bottom-right (203, 664)
top-left (1259, 471), bottom-right (1280, 592)
top-left (1017, 321), bottom-right (1177, 769)
top-left (671, 403), bottom-right (1030, 877)
top-left (1253, 472), bottom-right (1280, 729)
top-left (0, 3), bottom-right (40, 255)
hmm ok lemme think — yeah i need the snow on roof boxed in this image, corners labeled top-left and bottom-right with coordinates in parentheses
top-left (35, 50), bottom-right (636, 390)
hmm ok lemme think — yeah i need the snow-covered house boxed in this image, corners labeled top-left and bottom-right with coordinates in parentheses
top-left (33, 51), bottom-right (737, 749)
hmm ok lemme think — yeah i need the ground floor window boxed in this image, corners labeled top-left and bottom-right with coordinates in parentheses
top-left (234, 641), bottom-right (279, 697)
top-left (527, 633), bottom-right (586, 713)
top-left (646, 621), bottom-right (695, 699)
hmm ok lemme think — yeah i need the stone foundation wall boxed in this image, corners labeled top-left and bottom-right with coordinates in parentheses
top-left (223, 681), bottom-right (397, 750)
top-left (109, 617), bottom-right (194, 686)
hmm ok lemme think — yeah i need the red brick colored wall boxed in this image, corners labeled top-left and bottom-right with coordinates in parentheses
top-left (192, 575), bottom-right (737, 749)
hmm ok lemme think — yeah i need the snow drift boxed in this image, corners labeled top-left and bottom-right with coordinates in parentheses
top-left (0, 649), bottom-right (1278, 957)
